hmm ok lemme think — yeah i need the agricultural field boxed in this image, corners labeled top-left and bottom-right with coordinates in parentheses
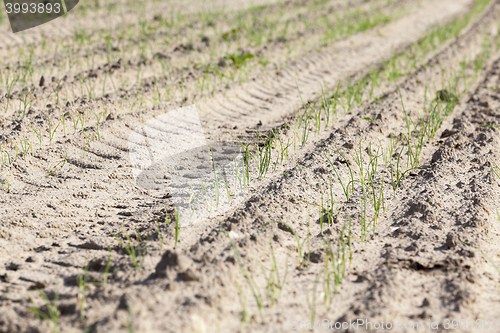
top-left (1, 0), bottom-right (500, 332)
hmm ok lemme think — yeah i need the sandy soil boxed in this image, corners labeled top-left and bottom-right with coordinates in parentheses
top-left (1, 0), bottom-right (500, 332)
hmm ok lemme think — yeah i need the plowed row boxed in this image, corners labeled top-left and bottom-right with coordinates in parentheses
top-left (1, 0), bottom-right (500, 332)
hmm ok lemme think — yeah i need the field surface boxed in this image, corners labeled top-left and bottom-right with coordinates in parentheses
top-left (1, 0), bottom-right (500, 332)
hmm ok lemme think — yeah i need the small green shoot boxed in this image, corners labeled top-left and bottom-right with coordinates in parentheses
top-left (46, 151), bottom-right (68, 177)
top-left (261, 221), bottom-right (302, 265)
top-left (112, 228), bottom-right (149, 272)
top-left (220, 224), bottom-right (265, 319)
top-left (29, 286), bottom-right (60, 333)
